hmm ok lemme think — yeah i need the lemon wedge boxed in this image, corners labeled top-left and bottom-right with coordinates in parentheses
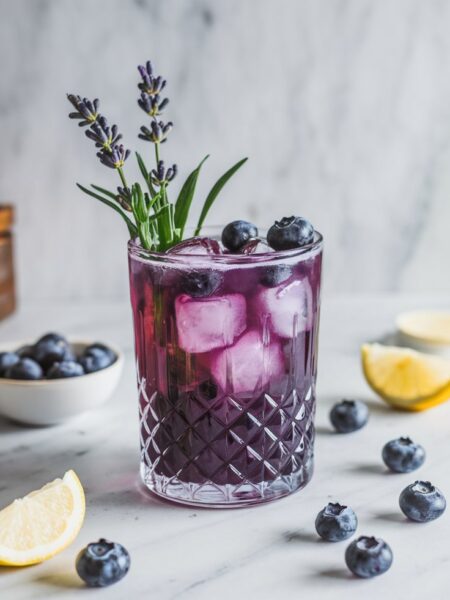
top-left (0, 470), bottom-right (85, 566)
top-left (361, 343), bottom-right (450, 411)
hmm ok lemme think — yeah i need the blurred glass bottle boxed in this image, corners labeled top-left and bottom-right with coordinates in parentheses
top-left (0, 205), bottom-right (16, 320)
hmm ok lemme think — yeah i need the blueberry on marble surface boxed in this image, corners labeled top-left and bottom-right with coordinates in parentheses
top-left (221, 220), bottom-right (258, 252)
top-left (382, 437), bottom-right (425, 473)
top-left (315, 502), bottom-right (358, 542)
top-left (36, 332), bottom-right (68, 345)
top-left (329, 399), bottom-right (369, 433)
top-left (76, 539), bottom-right (130, 587)
top-left (47, 361), bottom-right (85, 379)
top-left (0, 352), bottom-right (20, 376)
top-left (345, 536), bottom-right (393, 578)
top-left (16, 345), bottom-right (34, 359)
top-left (180, 270), bottom-right (223, 298)
top-left (399, 481), bottom-right (446, 522)
top-left (4, 358), bottom-right (43, 380)
top-left (267, 216), bottom-right (314, 251)
top-left (260, 264), bottom-right (292, 288)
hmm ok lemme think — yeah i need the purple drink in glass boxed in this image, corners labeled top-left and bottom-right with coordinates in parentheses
top-left (128, 227), bottom-right (323, 507)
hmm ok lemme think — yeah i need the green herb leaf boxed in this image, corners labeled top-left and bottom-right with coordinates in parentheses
top-left (174, 155), bottom-right (209, 239)
top-left (77, 184), bottom-right (138, 238)
top-left (91, 185), bottom-right (120, 201)
top-left (194, 157), bottom-right (248, 236)
top-left (135, 151), bottom-right (157, 197)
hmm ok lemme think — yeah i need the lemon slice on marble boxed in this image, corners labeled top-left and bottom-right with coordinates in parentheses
top-left (0, 470), bottom-right (85, 566)
top-left (361, 343), bottom-right (450, 411)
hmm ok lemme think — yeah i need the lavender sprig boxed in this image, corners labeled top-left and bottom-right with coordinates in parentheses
top-left (67, 58), bottom-right (247, 251)
top-left (67, 95), bottom-right (99, 127)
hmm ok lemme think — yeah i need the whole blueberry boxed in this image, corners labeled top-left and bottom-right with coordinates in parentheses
top-left (181, 270), bottom-right (223, 298)
top-left (16, 345), bottom-right (34, 359)
top-left (267, 216), bottom-right (314, 251)
top-left (36, 332), bottom-right (68, 345)
top-left (315, 502), bottom-right (358, 542)
top-left (80, 344), bottom-right (116, 374)
top-left (399, 481), bottom-right (446, 522)
top-left (47, 361), bottom-right (85, 379)
top-left (382, 437), bottom-right (425, 473)
top-left (221, 220), bottom-right (258, 252)
top-left (260, 264), bottom-right (292, 287)
top-left (329, 399), bottom-right (369, 433)
top-left (76, 539), bottom-right (130, 587)
top-left (0, 352), bottom-right (20, 376)
top-left (345, 536), bottom-right (393, 578)
top-left (32, 337), bottom-right (71, 370)
top-left (4, 358), bottom-right (43, 380)
top-left (84, 343), bottom-right (116, 364)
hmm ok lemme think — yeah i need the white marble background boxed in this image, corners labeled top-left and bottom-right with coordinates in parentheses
top-left (0, 0), bottom-right (449, 301)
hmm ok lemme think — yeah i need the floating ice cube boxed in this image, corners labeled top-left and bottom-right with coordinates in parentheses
top-left (252, 278), bottom-right (313, 338)
top-left (239, 239), bottom-right (275, 255)
top-left (167, 237), bottom-right (222, 255)
top-left (209, 330), bottom-right (285, 394)
top-left (175, 293), bottom-right (246, 354)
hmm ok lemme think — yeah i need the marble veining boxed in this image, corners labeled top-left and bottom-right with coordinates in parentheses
top-left (0, 0), bottom-right (449, 301)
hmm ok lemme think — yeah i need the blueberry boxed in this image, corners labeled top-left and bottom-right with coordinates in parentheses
top-left (0, 352), bottom-right (20, 376)
top-left (16, 345), bottom-right (34, 359)
top-left (76, 538), bottom-right (130, 587)
top-left (399, 481), bottom-right (446, 522)
top-left (267, 216), bottom-right (314, 251)
top-left (221, 220), bottom-right (258, 252)
top-left (345, 536), bottom-right (393, 578)
top-left (36, 332), bottom-right (68, 345)
top-left (181, 270), bottom-right (223, 298)
top-left (4, 358), bottom-right (43, 380)
top-left (47, 361), bottom-right (85, 379)
top-left (260, 265), bottom-right (292, 287)
top-left (84, 343), bottom-right (116, 364)
top-left (329, 399), bottom-right (369, 433)
top-left (32, 337), bottom-right (71, 369)
top-left (382, 437), bottom-right (425, 473)
top-left (315, 502), bottom-right (357, 542)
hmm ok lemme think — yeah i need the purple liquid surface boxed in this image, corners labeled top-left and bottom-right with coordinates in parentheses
top-left (129, 237), bottom-right (322, 495)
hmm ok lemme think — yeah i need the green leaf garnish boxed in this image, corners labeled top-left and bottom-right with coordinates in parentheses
top-left (76, 184), bottom-right (138, 238)
top-left (174, 156), bottom-right (209, 239)
top-left (194, 157), bottom-right (248, 236)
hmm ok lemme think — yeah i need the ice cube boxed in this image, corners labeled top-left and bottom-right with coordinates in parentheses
top-left (209, 330), bottom-right (285, 394)
top-left (167, 237), bottom-right (222, 255)
top-left (239, 239), bottom-right (275, 255)
top-left (175, 293), bottom-right (246, 354)
top-left (252, 278), bottom-right (313, 338)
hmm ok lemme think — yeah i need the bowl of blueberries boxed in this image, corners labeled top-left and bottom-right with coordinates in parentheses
top-left (0, 333), bottom-right (124, 426)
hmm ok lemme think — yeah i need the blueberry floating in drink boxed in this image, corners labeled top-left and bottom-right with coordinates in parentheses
top-left (76, 539), bottom-right (130, 587)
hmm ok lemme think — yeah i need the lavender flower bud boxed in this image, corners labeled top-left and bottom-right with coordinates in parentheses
top-left (138, 120), bottom-right (173, 143)
top-left (85, 116), bottom-right (122, 149)
top-left (138, 92), bottom-right (169, 117)
top-left (117, 186), bottom-right (132, 211)
top-left (97, 144), bottom-right (130, 169)
top-left (67, 94), bottom-right (99, 126)
top-left (137, 61), bottom-right (167, 96)
top-left (150, 160), bottom-right (177, 186)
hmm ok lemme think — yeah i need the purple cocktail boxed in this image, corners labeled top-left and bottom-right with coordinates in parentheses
top-left (129, 228), bottom-right (322, 507)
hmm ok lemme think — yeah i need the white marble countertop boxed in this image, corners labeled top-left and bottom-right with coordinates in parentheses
top-left (1, 294), bottom-right (449, 599)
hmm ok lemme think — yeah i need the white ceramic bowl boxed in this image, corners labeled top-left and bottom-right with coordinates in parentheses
top-left (0, 341), bottom-right (124, 426)
top-left (396, 310), bottom-right (450, 357)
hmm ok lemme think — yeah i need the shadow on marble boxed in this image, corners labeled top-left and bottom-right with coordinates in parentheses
top-left (0, 416), bottom-right (30, 434)
top-left (313, 567), bottom-right (353, 580)
top-left (33, 570), bottom-right (84, 590)
top-left (371, 510), bottom-right (409, 524)
top-left (346, 463), bottom-right (393, 476)
top-left (283, 530), bottom-right (323, 544)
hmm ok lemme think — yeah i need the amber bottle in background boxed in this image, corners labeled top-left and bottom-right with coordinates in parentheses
top-left (0, 205), bottom-right (16, 320)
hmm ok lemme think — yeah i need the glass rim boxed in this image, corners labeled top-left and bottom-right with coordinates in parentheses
top-left (128, 226), bottom-right (323, 266)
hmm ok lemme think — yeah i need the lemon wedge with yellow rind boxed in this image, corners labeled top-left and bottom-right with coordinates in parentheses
top-left (361, 343), bottom-right (450, 411)
top-left (0, 470), bottom-right (85, 566)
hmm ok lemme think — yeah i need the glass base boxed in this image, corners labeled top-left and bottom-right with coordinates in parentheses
top-left (140, 459), bottom-right (314, 508)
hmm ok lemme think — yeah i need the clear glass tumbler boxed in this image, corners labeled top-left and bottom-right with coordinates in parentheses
top-left (128, 228), bottom-right (323, 507)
